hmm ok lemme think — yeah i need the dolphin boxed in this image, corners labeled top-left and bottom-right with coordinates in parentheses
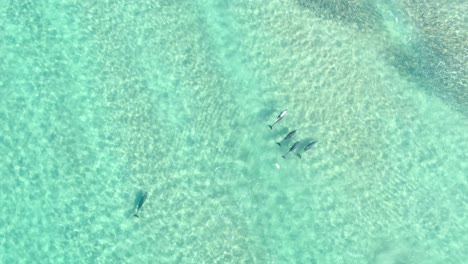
top-left (134, 192), bottom-right (148, 218)
top-left (276, 129), bottom-right (297, 146)
top-left (268, 109), bottom-right (287, 129)
top-left (297, 141), bottom-right (317, 159)
top-left (282, 140), bottom-right (301, 159)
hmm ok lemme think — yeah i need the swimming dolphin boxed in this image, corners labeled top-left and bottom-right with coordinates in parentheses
top-left (276, 129), bottom-right (297, 146)
top-left (297, 141), bottom-right (317, 159)
top-left (282, 140), bottom-right (301, 159)
top-left (268, 109), bottom-right (287, 129)
top-left (134, 192), bottom-right (148, 218)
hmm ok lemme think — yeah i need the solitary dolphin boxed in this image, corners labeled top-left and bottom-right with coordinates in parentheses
top-left (282, 140), bottom-right (301, 159)
top-left (134, 192), bottom-right (148, 218)
top-left (297, 141), bottom-right (317, 159)
top-left (276, 129), bottom-right (297, 146)
top-left (268, 109), bottom-right (287, 129)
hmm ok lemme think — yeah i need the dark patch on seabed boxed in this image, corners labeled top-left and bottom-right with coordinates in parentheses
top-left (297, 0), bottom-right (383, 31)
top-left (387, 41), bottom-right (468, 116)
top-left (297, 0), bottom-right (467, 116)
top-left (401, 0), bottom-right (468, 116)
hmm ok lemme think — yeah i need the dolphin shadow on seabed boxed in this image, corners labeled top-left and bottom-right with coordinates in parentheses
top-left (130, 190), bottom-right (148, 218)
top-left (257, 107), bottom-right (274, 121)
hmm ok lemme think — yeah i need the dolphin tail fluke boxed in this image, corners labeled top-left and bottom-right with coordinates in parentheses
top-left (268, 125), bottom-right (273, 130)
top-left (276, 142), bottom-right (281, 147)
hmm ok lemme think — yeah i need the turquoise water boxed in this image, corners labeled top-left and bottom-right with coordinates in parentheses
top-left (1, 0), bottom-right (466, 263)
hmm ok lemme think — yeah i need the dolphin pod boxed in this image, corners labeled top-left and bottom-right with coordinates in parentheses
top-left (268, 109), bottom-right (319, 159)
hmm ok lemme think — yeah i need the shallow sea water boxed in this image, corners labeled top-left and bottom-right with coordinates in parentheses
top-left (0, 0), bottom-right (466, 263)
